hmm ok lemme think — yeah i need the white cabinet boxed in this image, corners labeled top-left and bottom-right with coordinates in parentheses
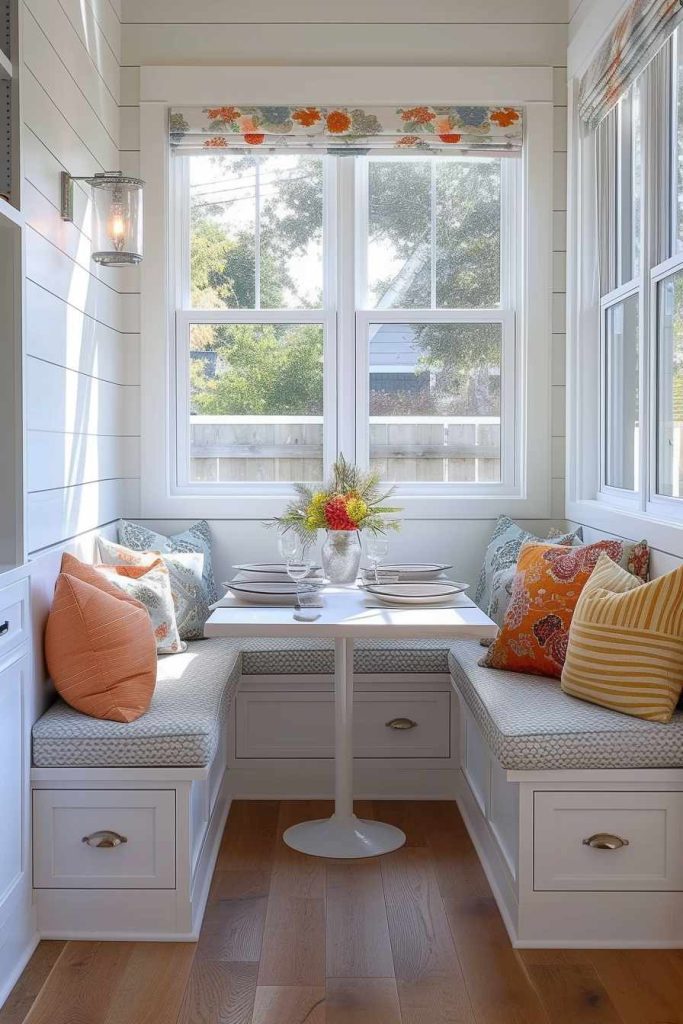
top-left (0, 649), bottom-right (26, 906)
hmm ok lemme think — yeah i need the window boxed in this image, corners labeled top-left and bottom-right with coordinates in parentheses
top-left (172, 149), bottom-right (520, 495)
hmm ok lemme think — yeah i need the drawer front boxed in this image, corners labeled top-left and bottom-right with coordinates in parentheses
top-left (534, 791), bottom-right (683, 892)
top-left (33, 790), bottom-right (176, 889)
top-left (236, 691), bottom-right (451, 759)
top-left (0, 578), bottom-right (29, 664)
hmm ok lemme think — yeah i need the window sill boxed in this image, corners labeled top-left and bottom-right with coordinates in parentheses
top-left (566, 497), bottom-right (683, 557)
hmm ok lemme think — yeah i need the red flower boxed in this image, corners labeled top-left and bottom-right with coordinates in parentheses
top-left (204, 136), bottom-right (228, 148)
top-left (490, 108), bottom-right (520, 128)
top-left (438, 133), bottom-right (462, 144)
top-left (326, 110), bottom-right (352, 134)
top-left (324, 496), bottom-right (356, 531)
top-left (244, 133), bottom-right (265, 145)
top-left (400, 106), bottom-right (435, 124)
top-left (292, 107), bottom-right (321, 127)
top-left (206, 106), bottom-right (240, 122)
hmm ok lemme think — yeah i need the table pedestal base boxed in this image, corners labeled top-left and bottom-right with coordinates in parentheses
top-left (283, 814), bottom-right (406, 859)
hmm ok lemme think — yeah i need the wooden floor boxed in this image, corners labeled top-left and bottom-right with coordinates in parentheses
top-left (3, 800), bottom-right (683, 1024)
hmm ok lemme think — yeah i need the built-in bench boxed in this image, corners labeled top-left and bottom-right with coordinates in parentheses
top-left (449, 639), bottom-right (683, 948)
top-left (30, 635), bottom-right (457, 940)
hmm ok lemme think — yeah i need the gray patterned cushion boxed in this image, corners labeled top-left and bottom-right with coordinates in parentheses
top-left (236, 637), bottom-right (454, 675)
top-left (32, 639), bottom-right (240, 768)
top-left (449, 640), bottom-right (683, 770)
top-left (118, 519), bottom-right (219, 603)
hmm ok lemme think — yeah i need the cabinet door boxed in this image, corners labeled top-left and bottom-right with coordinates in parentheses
top-left (0, 652), bottom-right (26, 906)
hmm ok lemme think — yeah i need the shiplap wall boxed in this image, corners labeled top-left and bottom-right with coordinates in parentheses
top-left (22, 0), bottom-right (140, 556)
top-left (119, 0), bottom-right (568, 565)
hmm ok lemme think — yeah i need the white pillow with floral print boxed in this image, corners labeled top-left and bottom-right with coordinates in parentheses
top-left (95, 559), bottom-right (185, 655)
top-left (96, 537), bottom-right (208, 641)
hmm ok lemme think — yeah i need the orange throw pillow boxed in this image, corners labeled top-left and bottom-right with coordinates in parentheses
top-left (60, 552), bottom-right (143, 607)
top-left (482, 541), bottom-right (630, 679)
top-left (45, 572), bottom-right (157, 722)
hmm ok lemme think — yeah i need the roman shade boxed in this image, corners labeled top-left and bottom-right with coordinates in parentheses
top-left (169, 104), bottom-right (523, 155)
top-left (579, 0), bottom-right (683, 129)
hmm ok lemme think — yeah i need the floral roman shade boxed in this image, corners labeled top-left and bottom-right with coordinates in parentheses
top-left (168, 104), bottom-right (524, 155)
top-left (579, 0), bottom-right (683, 129)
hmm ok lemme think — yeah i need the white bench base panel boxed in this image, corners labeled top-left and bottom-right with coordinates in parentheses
top-left (455, 689), bottom-right (683, 948)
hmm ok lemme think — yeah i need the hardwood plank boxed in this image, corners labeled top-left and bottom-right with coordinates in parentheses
top-left (196, 897), bottom-right (268, 963)
top-left (0, 942), bottom-right (65, 1024)
top-left (427, 817), bottom-right (550, 1024)
top-left (326, 978), bottom-right (402, 1024)
top-left (326, 860), bottom-right (394, 979)
top-left (256, 802), bottom-right (327, 986)
top-left (101, 943), bottom-right (196, 1024)
top-left (251, 986), bottom-right (326, 1024)
top-left (587, 949), bottom-right (683, 1024)
top-left (23, 942), bottom-right (133, 1024)
top-left (176, 961), bottom-right (258, 1024)
top-left (380, 847), bottom-right (475, 1024)
top-left (527, 965), bottom-right (624, 1024)
top-left (372, 801), bottom-right (429, 847)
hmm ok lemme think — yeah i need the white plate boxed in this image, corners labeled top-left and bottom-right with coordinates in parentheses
top-left (365, 581), bottom-right (468, 605)
top-left (233, 562), bottom-right (322, 577)
top-left (363, 562), bottom-right (452, 581)
top-left (228, 581), bottom-right (317, 606)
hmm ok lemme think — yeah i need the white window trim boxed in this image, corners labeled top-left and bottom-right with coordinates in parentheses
top-left (139, 66), bottom-right (554, 520)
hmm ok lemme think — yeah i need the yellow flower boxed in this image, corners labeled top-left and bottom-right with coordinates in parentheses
top-left (345, 497), bottom-right (368, 524)
top-left (305, 492), bottom-right (328, 530)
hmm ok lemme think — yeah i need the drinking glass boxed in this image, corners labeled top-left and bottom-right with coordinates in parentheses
top-left (365, 534), bottom-right (389, 583)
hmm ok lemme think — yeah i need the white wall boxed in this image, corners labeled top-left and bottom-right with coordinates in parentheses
top-left (118, 0), bottom-right (569, 566)
top-left (22, 0), bottom-right (140, 556)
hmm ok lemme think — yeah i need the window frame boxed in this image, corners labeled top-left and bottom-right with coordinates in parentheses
top-left (568, 34), bottom-right (683, 552)
top-left (137, 66), bottom-right (554, 521)
top-left (171, 148), bottom-right (520, 499)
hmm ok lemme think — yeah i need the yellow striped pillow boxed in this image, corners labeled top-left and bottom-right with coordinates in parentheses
top-left (561, 553), bottom-right (683, 723)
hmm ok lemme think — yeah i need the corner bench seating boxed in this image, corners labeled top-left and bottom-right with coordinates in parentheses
top-left (31, 633), bottom-right (683, 947)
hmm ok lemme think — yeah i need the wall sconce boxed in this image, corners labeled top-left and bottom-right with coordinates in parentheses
top-left (60, 171), bottom-right (144, 266)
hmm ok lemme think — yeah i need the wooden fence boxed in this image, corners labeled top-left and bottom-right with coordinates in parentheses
top-left (189, 415), bottom-right (501, 483)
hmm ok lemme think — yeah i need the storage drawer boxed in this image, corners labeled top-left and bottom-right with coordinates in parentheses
top-left (235, 691), bottom-right (451, 759)
top-left (0, 578), bottom-right (29, 663)
top-left (33, 789), bottom-right (176, 889)
top-left (534, 791), bottom-right (683, 892)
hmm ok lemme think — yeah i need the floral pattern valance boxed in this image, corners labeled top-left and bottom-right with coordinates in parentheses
top-left (169, 104), bottom-right (524, 155)
top-left (579, 0), bottom-right (683, 129)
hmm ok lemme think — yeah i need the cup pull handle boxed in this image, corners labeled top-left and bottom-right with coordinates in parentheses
top-left (582, 833), bottom-right (629, 851)
top-left (0, 620), bottom-right (9, 637)
top-left (82, 830), bottom-right (128, 849)
top-left (385, 717), bottom-right (417, 730)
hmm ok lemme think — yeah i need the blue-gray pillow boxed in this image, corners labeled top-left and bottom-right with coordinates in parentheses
top-left (475, 516), bottom-right (582, 613)
top-left (117, 519), bottom-right (219, 603)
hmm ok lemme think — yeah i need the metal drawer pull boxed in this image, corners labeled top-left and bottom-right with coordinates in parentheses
top-left (0, 620), bottom-right (9, 637)
top-left (385, 717), bottom-right (417, 730)
top-left (82, 830), bottom-right (128, 849)
top-left (582, 833), bottom-right (629, 851)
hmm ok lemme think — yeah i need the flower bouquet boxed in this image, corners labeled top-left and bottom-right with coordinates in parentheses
top-left (273, 457), bottom-right (401, 583)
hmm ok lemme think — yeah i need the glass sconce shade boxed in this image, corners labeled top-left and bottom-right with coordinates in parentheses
top-left (88, 173), bottom-right (144, 266)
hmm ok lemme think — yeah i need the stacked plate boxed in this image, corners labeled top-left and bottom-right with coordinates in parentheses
top-left (361, 562), bottom-right (452, 582)
top-left (364, 580), bottom-right (469, 606)
top-left (226, 581), bottom-right (318, 606)
top-left (232, 562), bottom-right (323, 582)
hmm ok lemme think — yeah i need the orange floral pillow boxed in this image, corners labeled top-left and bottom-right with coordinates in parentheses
top-left (482, 541), bottom-right (634, 679)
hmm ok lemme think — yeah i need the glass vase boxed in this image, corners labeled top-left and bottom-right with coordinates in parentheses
top-left (321, 530), bottom-right (362, 584)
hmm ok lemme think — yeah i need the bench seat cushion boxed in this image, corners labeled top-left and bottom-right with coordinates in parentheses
top-left (236, 637), bottom-right (454, 675)
top-left (32, 639), bottom-right (241, 768)
top-left (449, 640), bottom-right (683, 771)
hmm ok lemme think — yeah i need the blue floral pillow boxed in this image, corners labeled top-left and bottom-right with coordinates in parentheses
top-left (475, 516), bottom-right (581, 613)
top-left (117, 519), bottom-right (219, 603)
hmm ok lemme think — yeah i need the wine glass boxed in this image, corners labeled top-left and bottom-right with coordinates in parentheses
top-left (365, 534), bottom-right (389, 584)
top-left (279, 532), bottom-right (312, 607)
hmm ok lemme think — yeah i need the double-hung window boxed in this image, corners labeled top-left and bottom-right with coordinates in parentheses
top-left (577, 10), bottom-right (683, 531)
top-left (169, 104), bottom-right (523, 498)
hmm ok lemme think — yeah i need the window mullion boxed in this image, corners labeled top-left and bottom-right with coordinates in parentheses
top-left (337, 156), bottom-right (358, 464)
top-left (255, 157), bottom-right (261, 310)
